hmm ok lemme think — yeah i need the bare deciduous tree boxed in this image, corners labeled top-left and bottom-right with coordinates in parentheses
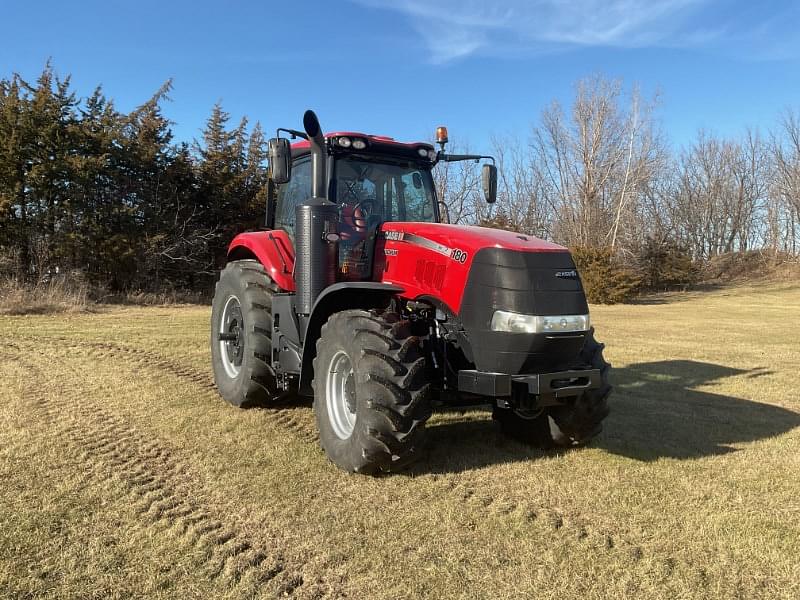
top-left (670, 131), bottom-right (767, 259)
top-left (433, 141), bottom-right (484, 224)
top-left (532, 76), bottom-right (663, 255)
top-left (770, 110), bottom-right (800, 253)
top-left (490, 133), bottom-right (550, 237)
top-left (434, 75), bottom-right (795, 268)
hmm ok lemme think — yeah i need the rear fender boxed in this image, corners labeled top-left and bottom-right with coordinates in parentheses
top-left (227, 231), bottom-right (296, 291)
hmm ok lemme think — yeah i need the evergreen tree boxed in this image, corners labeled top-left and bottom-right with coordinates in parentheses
top-left (0, 64), bottom-right (272, 294)
top-left (0, 75), bottom-right (32, 267)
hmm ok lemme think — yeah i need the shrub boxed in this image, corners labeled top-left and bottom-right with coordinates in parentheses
top-left (571, 246), bottom-right (642, 304)
top-left (0, 247), bottom-right (22, 278)
top-left (637, 239), bottom-right (699, 290)
top-left (478, 212), bottom-right (517, 231)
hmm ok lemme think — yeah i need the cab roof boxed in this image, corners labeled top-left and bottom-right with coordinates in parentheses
top-left (290, 132), bottom-right (433, 152)
top-left (289, 132), bottom-right (436, 163)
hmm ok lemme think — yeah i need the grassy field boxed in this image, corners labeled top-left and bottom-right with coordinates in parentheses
top-left (1, 282), bottom-right (799, 599)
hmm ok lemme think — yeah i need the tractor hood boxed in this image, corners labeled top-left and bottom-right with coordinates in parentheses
top-left (376, 222), bottom-right (577, 316)
top-left (379, 222), bottom-right (567, 258)
top-left (376, 222), bottom-right (588, 374)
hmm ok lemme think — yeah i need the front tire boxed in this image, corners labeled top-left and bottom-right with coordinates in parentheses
top-left (211, 260), bottom-right (280, 407)
top-left (312, 309), bottom-right (432, 475)
top-left (493, 327), bottom-right (612, 447)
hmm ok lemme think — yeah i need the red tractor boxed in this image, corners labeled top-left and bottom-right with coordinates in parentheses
top-left (211, 110), bottom-right (611, 474)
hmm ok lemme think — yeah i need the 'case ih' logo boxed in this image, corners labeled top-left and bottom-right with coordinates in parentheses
top-left (555, 270), bottom-right (578, 279)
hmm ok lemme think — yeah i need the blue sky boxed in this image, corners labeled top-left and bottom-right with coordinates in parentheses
top-left (2, 0), bottom-right (798, 150)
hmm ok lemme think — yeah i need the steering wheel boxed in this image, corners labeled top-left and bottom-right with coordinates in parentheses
top-left (343, 199), bottom-right (376, 232)
top-left (354, 199), bottom-right (375, 218)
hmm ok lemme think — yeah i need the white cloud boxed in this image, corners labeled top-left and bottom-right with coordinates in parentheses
top-left (352, 0), bottom-right (717, 62)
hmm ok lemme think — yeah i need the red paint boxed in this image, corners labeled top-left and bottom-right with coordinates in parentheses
top-left (376, 223), bottom-right (567, 313)
top-left (291, 132), bottom-right (434, 153)
top-left (228, 231), bottom-right (296, 291)
top-left (229, 222), bottom-right (566, 313)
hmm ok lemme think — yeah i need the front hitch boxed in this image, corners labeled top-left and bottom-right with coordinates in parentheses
top-left (457, 368), bottom-right (602, 410)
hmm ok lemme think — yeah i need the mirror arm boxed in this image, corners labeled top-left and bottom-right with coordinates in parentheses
top-left (276, 127), bottom-right (308, 140)
top-left (436, 152), bottom-right (495, 165)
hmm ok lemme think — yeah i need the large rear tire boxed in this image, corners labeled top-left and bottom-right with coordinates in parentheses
top-left (211, 260), bottom-right (280, 407)
top-left (493, 327), bottom-right (612, 447)
top-left (312, 309), bottom-right (432, 474)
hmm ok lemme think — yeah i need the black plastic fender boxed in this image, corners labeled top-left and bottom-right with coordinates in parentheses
top-left (298, 282), bottom-right (404, 395)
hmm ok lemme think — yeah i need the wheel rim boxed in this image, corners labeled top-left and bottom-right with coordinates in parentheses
top-left (219, 295), bottom-right (244, 379)
top-left (326, 350), bottom-right (357, 440)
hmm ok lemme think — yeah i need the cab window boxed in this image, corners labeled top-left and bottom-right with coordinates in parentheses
top-left (274, 158), bottom-right (311, 239)
top-left (333, 156), bottom-right (437, 224)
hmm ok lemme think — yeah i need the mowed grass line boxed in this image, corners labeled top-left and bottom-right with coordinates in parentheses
top-left (0, 281), bottom-right (798, 599)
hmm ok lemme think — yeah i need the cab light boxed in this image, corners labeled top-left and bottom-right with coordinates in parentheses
top-left (351, 138), bottom-right (367, 150)
top-left (337, 136), bottom-right (352, 148)
top-left (418, 147), bottom-right (429, 157)
top-left (490, 310), bottom-right (590, 334)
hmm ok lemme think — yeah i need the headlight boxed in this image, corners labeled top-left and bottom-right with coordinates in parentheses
top-left (490, 310), bottom-right (590, 334)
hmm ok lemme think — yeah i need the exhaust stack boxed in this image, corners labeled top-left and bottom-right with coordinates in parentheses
top-left (294, 110), bottom-right (338, 326)
top-left (303, 110), bottom-right (328, 199)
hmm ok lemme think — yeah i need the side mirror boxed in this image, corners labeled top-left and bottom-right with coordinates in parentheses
top-left (482, 163), bottom-right (497, 204)
top-left (268, 137), bottom-right (292, 184)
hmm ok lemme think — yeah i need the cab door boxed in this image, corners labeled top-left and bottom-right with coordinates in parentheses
top-left (272, 157), bottom-right (312, 243)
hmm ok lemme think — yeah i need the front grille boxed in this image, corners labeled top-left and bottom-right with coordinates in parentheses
top-left (458, 248), bottom-right (589, 374)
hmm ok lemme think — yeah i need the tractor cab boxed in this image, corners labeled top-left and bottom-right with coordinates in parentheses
top-left (270, 132), bottom-right (441, 281)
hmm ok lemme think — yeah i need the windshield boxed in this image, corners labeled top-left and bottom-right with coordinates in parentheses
top-left (333, 156), bottom-right (438, 224)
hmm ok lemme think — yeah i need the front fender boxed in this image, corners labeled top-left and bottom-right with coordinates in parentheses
top-left (298, 282), bottom-right (404, 394)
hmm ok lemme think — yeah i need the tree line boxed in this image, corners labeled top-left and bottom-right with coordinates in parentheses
top-left (1, 66), bottom-right (798, 299)
top-left (0, 63), bottom-right (267, 293)
top-left (439, 75), bottom-right (799, 296)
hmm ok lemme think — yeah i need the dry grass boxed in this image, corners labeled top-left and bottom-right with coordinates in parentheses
top-left (0, 276), bottom-right (90, 315)
top-left (1, 281), bottom-right (799, 599)
top-left (108, 288), bottom-right (210, 307)
top-left (701, 250), bottom-right (800, 284)
top-left (0, 278), bottom-right (210, 316)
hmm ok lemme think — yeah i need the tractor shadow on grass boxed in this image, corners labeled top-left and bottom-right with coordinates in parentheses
top-left (411, 359), bottom-right (800, 474)
top-left (596, 359), bottom-right (799, 461)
